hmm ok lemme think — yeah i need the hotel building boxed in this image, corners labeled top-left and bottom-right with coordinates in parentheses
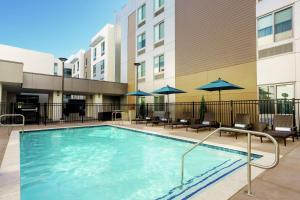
top-left (116, 0), bottom-right (257, 105)
top-left (66, 49), bottom-right (86, 79)
top-left (256, 0), bottom-right (300, 100)
top-left (90, 24), bottom-right (116, 82)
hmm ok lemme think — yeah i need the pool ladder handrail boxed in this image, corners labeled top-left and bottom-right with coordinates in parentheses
top-left (180, 127), bottom-right (279, 196)
top-left (0, 114), bottom-right (25, 134)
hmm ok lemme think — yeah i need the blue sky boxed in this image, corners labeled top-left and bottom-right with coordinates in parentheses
top-left (0, 0), bottom-right (127, 57)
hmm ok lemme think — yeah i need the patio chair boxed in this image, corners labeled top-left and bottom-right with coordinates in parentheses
top-left (220, 113), bottom-right (252, 139)
top-left (146, 112), bottom-right (171, 126)
top-left (264, 115), bottom-right (296, 146)
top-left (131, 111), bottom-right (153, 124)
top-left (164, 112), bottom-right (192, 129)
top-left (252, 122), bottom-right (268, 143)
top-left (186, 112), bottom-right (217, 133)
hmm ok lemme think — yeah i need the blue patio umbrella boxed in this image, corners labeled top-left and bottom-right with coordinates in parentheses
top-left (153, 85), bottom-right (186, 120)
top-left (196, 78), bottom-right (244, 101)
top-left (126, 90), bottom-right (152, 97)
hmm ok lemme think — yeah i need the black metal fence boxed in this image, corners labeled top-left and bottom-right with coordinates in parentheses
top-left (0, 99), bottom-right (299, 131)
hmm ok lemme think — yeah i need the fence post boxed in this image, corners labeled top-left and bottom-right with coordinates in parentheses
top-left (292, 98), bottom-right (296, 128)
top-left (44, 103), bottom-right (47, 126)
top-left (230, 100), bottom-right (233, 126)
top-left (192, 101), bottom-right (195, 119)
top-left (146, 103), bottom-right (149, 116)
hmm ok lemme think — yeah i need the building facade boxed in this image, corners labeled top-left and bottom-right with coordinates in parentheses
top-left (84, 49), bottom-right (92, 79)
top-left (256, 0), bottom-right (300, 100)
top-left (67, 49), bottom-right (86, 79)
top-left (117, 0), bottom-right (257, 104)
top-left (90, 24), bottom-right (116, 82)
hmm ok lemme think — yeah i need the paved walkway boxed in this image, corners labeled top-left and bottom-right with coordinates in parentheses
top-left (1, 122), bottom-right (300, 199)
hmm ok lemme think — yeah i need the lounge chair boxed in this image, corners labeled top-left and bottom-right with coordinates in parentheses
top-left (131, 111), bottom-right (153, 124)
top-left (220, 113), bottom-right (252, 139)
top-left (186, 112), bottom-right (217, 133)
top-left (252, 122), bottom-right (268, 143)
top-left (263, 115), bottom-right (296, 146)
top-left (164, 112), bottom-right (191, 129)
top-left (146, 112), bottom-right (171, 126)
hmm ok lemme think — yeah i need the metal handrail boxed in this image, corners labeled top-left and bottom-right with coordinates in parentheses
top-left (0, 114), bottom-right (25, 134)
top-left (180, 127), bottom-right (279, 196)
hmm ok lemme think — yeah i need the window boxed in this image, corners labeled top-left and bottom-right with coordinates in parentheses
top-left (93, 48), bottom-right (97, 61)
top-left (138, 97), bottom-right (145, 104)
top-left (77, 61), bottom-right (79, 71)
top-left (85, 58), bottom-right (88, 66)
top-left (257, 7), bottom-right (293, 47)
top-left (154, 96), bottom-right (165, 111)
top-left (154, 54), bottom-right (164, 74)
top-left (258, 84), bottom-right (294, 114)
top-left (259, 85), bottom-right (275, 100)
top-left (93, 65), bottom-right (96, 78)
top-left (100, 60), bottom-right (105, 74)
top-left (137, 33), bottom-right (146, 50)
top-left (53, 63), bottom-right (58, 75)
top-left (101, 42), bottom-right (105, 56)
top-left (275, 7), bottom-right (292, 42)
top-left (137, 4), bottom-right (146, 24)
top-left (154, 0), bottom-right (164, 12)
top-left (154, 21), bottom-right (164, 43)
top-left (73, 65), bottom-right (75, 74)
top-left (276, 84), bottom-right (294, 114)
top-left (257, 14), bottom-right (273, 46)
top-left (138, 62), bottom-right (146, 78)
top-left (276, 84), bottom-right (294, 99)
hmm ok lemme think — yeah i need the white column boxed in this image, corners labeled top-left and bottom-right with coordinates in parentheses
top-left (92, 94), bottom-right (103, 118)
top-left (50, 91), bottom-right (63, 121)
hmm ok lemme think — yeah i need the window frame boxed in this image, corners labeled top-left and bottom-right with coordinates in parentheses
top-left (153, 0), bottom-right (164, 13)
top-left (154, 21), bottom-right (165, 43)
top-left (154, 54), bottom-right (165, 74)
top-left (101, 41), bottom-right (105, 56)
top-left (154, 96), bottom-right (165, 111)
top-left (137, 32), bottom-right (146, 50)
top-left (138, 61), bottom-right (146, 79)
top-left (53, 63), bottom-right (58, 75)
top-left (257, 6), bottom-right (293, 47)
top-left (93, 48), bottom-right (97, 61)
top-left (137, 3), bottom-right (146, 25)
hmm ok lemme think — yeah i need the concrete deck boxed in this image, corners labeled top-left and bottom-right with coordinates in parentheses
top-left (1, 122), bottom-right (300, 199)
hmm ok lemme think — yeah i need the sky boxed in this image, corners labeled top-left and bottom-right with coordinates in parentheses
top-left (0, 0), bottom-right (128, 58)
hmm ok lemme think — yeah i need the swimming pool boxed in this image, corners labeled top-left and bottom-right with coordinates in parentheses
top-left (20, 125), bottom-right (261, 200)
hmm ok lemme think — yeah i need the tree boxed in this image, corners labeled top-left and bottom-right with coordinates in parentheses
top-left (139, 101), bottom-right (146, 118)
top-left (199, 96), bottom-right (206, 121)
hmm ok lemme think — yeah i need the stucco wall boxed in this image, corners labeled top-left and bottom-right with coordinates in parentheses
top-left (0, 44), bottom-right (55, 75)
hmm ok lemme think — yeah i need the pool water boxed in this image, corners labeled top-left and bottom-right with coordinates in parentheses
top-left (20, 126), bottom-right (258, 200)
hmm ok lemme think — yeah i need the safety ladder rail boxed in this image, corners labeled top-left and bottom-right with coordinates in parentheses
top-left (0, 114), bottom-right (25, 134)
top-left (180, 127), bottom-right (279, 196)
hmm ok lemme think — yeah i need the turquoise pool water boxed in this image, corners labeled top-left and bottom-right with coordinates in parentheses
top-left (20, 126), bottom-right (259, 200)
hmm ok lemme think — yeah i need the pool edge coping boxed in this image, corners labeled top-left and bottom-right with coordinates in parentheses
top-left (0, 124), bottom-right (277, 200)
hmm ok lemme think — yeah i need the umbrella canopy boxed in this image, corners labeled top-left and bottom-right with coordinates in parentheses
top-left (152, 85), bottom-right (186, 121)
top-left (196, 78), bottom-right (244, 101)
top-left (152, 85), bottom-right (186, 95)
top-left (126, 90), bottom-right (152, 97)
top-left (197, 78), bottom-right (244, 91)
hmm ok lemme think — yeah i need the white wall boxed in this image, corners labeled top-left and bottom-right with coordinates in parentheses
top-left (257, 0), bottom-right (300, 99)
top-left (90, 24), bottom-right (116, 82)
top-left (66, 49), bottom-right (85, 79)
top-left (0, 44), bottom-right (55, 75)
top-left (116, 0), bottom-right (176, 103)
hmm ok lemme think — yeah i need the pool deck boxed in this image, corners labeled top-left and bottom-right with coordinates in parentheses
top-left (1, 121), bottom-right (300, 200)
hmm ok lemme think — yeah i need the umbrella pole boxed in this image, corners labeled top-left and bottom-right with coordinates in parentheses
top-left (167, 94), bottom-right (170, 123)
top-left (219, 89), bottom-right (221, 124)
